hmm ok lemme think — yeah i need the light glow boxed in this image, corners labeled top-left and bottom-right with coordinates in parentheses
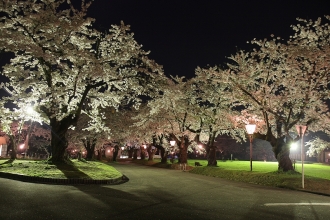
top-left (290, 142), bottom-right (298, 150)
top-left (245, 124), bottom-right (256, 134)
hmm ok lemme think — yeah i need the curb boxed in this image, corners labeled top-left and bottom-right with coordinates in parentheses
top-left (0, 171), bottom-right (129, 185)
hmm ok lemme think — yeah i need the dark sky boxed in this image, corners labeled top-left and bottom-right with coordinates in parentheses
top-left (0, 0), bottom-right (329, 79)
top-left (86, 0), bottom-right (330, 78)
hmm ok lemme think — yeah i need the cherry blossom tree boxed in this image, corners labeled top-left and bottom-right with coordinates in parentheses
top-left (208, 16), bottom-right (330, 171)
top-left (0, 103), bottom-right (44, 159)
top-left (131, 103), bottom-right (173, 163)
top-left (67, 111), bottom-right (110, 160)
top-left (0, 0), bottom-right (163, 163)
top-left (137, 77), bottom-right (201, 163)
top-left (192, 67), bottom-right (245, 166)
top-left (306, 137), bottom-right (330, 162)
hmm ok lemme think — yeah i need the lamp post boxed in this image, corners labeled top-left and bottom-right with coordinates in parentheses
top-left (121, 146), bottom-right (125, 158)
top-left (295, 125), bottom-right (307, 189)
top-left (245, 124), bottom-right (256, 171)
top-left (170, 141), bottom-right (176, 163)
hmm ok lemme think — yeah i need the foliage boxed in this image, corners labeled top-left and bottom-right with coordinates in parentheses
top-left (0, 103), bottom-right (47, 158)
top-left (0, 0), bottom-right (163, 162)
top-left (306, 137), bottom-right (330, 161)
top-left (202, 15), bottom-right (330, 171)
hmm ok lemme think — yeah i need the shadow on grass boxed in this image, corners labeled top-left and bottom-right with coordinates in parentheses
top-left (55, 162), bottom-right (92, 179)
top-left (0, 159), bottom-right (15, 165)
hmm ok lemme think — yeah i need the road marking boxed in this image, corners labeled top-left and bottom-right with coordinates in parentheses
top-left (264, 203), bottom-right (330, 206)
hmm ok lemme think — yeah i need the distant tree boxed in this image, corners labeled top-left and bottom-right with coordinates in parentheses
top-left (252, 139), bottom-right (276, 161)
top-left (192, 68), bottom-right (245, 166)
top-left (131, 104), bottom-right (172, 163)
top-left (0, 104), bottom-right (43, 159)
top-left (67, 111), bottom-right (111, 161)
top-left (0, 0), bottom-right (162, 163)
top-left (213, 134), bottom-right (245, 160)
top-left (306, 137), bottom-right (330, 162)
top-left (139, 77), bottom-right (199, 164)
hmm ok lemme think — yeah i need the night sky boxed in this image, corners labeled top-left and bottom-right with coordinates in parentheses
top-left (86, 0), bottom-right (330, 78)
top-left (0, 0), bottom-right (329, 79)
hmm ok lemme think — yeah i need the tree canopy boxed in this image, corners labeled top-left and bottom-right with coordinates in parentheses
top-left (0, 0), bottom-right (163, 163)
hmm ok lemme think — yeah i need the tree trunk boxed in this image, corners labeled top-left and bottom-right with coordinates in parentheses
top-left (170, 134), bottom-right (190, 164)
top-left (97, 149), bottom-right (102, 160)
top-left (276, 141), bottom-right (293, 171)
top-left (147, 147), bottom-right (156, 161)
top-left (206, 131), bottom-right (217, 166)
top-left (140, 147), bottom-right (146, 160)
top-left (9, 140), bottom-right (17, 160)
top-left (83, 138), bottom-right (96, 161)
top-left (207, 145), bottom-right (217, 166)
top-left (178, 137), bottom-right (189, 163)
top-left (49, 119), bottom-right (71, 164)
top-left (128, 148), bottom-right (134, 158)
top-left (113, 145), bottom-right (119, 161)
top-left (133, 149), bottom-right (138, 160)
top-left (86, 148), bottom-right (94, 160)
top-left (160, 147), bottom-right (168, 163)
top-left (10, 147), bottom-right (17, 160)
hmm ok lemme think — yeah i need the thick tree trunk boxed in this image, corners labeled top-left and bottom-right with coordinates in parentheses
top-left (133, 149), bottom-right (138, 160)
top-left (97, 149), bottom-right (102, 160)
top-left (113, 145), bottom-right (119, 161)
top-left (276, 142), bottom-right (293, 171)
top-left (178, 138), bottom-right (189, 163)
top-left (83, 138), bottom-right (96, 160)
top-left (147, 147), bottom-right (156, 161)
top-left (9, 140), bottom-right (17, 160)
top-left (206, 132), bottom-right (217, 166)
top-left (128, 148), bottom-right (134, 158)
top-left (49, 119), bottom-right (71, 164)
top-left (160, 147), bottom-right (168, 163)
top-left (140, 146), bottom-right (146, 160)
top-left (207, 145), bottom-right (217, 166)
top-left (179, 145), bottom-right (188, 163)
top-left (51, 133), bottom-right (68, 163)
top-left (86, 148), bottom-right (94, 160)
top-left (10, 147), bottom-right (17, 160)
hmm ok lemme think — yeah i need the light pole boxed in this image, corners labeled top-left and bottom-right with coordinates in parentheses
top-left (295, 125), bottom-right (307, 189)
top-left (121, 146), bottom-right (125, 158)
top-left (245, 124), bottom-right (256, 171)
top-left (170, 141), bottom-right (176, 163)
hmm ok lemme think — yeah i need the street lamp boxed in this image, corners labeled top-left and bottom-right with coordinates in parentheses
top-left (245, 124), bottom-right (256, 171)
top-left (295, 125), bottom-right (307, 189)
top-left (170, 141), bottom-right (176, 147)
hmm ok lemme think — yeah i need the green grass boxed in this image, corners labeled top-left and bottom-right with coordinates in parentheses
top-left (0, 159), bottom-right (122, 180)
top-left (134, 159), bottom-right (330, 195)
top-left (187, 160), bottom-right (330, 195)
top-left (187, 160), bottom-right (330, 180)
top-left (1, 158), bottom-right (330, 196)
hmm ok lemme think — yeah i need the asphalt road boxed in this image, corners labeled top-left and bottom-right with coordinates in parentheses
top-left (0, 162), bottom-right (330, 220)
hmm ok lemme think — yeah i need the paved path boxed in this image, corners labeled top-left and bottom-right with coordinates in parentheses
top-left (1, 162), bottom-right (330, 220)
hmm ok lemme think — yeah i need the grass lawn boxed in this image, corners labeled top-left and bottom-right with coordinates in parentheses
top-left (0, 159), bottom-right (122, 180)
top-left (136, 158), bottom-right (330, 195)
top-left (1, 157), bottom-right (330, 196)
top-left (187, 160), bottom-right (330, 180)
